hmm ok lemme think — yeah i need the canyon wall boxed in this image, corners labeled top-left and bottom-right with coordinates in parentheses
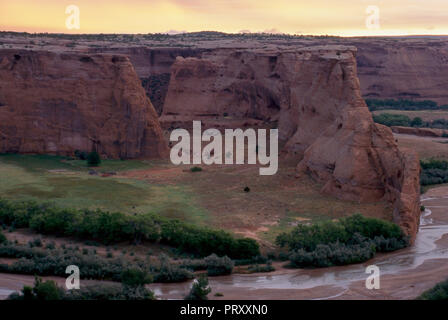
top-left (88, 47), bottom-right (206, 114)
top-left (102, 38), bottom-right (448, 112)
top-left (0, 49), bottom-right (168, 159)
top-left (352, 39), bottom-right (448, 104)
top-left (161, 45), bottom-right (422, 240)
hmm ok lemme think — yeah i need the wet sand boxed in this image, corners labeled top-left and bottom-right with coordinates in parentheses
top-left (1, 186), bottom-right (448, 300)
top-left (149, 186), bottom-right (448, 300)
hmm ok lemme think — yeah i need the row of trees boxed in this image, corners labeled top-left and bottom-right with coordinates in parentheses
top-left (366, 98), bottom-right (445, 111)
top-left (0, 199), bottom-right (260, 259)
top-left (420, 159), bottom-right (448, 186)
top-left (372, 113), bottom-right (448, 130)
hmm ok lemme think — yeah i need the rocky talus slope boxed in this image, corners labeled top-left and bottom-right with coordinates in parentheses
top-left (0, 50), bottom-right (168, 159)
top-left (161, 45), bottom-right (422, 240)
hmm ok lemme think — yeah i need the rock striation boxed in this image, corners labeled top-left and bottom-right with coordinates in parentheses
top-left (161, 45), bottom-right (422, 240)
top-left (0, 50), bottom-right (168, 159)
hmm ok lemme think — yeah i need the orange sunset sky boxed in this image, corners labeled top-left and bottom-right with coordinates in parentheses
top-left (1, 0), bottom-right (448, 36)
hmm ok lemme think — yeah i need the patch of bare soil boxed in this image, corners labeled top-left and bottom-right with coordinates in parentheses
top-left (394, 133), bottom-right (448, 160)
top-left (118, 160), bottom-right (392, 248)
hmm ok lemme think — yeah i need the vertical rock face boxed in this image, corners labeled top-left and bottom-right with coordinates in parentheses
top-left (0, 50), bottom-right (168, 159)
top-left (353, 40), bottom-right (448, 104)
top-left (89, 47), bottom-right (206, 115)
top-left (162, 46), bottom-right (421, 240)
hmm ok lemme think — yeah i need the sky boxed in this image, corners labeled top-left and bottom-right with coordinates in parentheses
top-left (1, 0), bottom-right (448, 36)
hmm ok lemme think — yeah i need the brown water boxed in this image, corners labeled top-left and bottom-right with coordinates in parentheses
top-left (149, 188), bottom-right (448, 300)
top-left (2, 187), bottom-right (448, 300)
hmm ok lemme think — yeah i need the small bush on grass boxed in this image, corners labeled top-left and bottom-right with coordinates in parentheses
top-left (87, 151), bottom-right (101, 167)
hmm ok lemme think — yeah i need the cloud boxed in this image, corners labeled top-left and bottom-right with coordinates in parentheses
top-left (165, 29), bottom-right (187, 35)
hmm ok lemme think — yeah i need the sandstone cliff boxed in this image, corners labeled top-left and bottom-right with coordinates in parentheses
top-left (352, 39), bottom-right (448, 105)
top-left (161, 46), bottom-right (421, 240)
top-left (0, 50), bottom-right (168, 159)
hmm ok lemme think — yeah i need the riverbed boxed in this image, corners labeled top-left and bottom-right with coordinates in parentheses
top-left (149, 186), bottom-right (448, 300)
top-left (1, 186), bottom-right (448, 300)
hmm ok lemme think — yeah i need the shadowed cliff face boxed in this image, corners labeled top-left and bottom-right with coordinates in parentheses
top-left (88, 47), bottom-right (206, 115)
top-left (354, 41), bottom-right (448, 104)
top-left (0, 50), bottom-right (168, 159)
top-left (160, 45), bottom-right (421, 240)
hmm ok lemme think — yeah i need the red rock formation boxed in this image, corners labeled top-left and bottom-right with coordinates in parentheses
top-left (0, 50), bottom-right (168, 159)
top-left (162, 46), bottom-right (421, 240)
top-left (352, 40), bottom-right (448, 105)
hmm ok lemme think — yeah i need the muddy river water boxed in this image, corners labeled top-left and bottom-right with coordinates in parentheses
top-left (1, 186), bottom-right (448, 300)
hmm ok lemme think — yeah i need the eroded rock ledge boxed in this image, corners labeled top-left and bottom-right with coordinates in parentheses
top-left (161, 45), bottom-right (421, 240)
top-left (0, 50), bottom-right (168, 159)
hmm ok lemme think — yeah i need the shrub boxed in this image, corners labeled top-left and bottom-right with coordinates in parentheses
top-left (204, 254), bottom-right (234, 276)
top-left (0, 230), bottom-right (6, 244)
top-left (0, 199), bottom-right (260, 259)
top-left (121, 269), bottom-right (152, 287)
top-left (8, 277), bottom-right (64, 301)
top-left (373, 113), bottom-right (411, 127)
top-left (74, 150), bottom-right (88, 160)
top-left (154, 255), bottom-right (194, 283)
top-left (420, 159), bottom-right (448, 186)
top-left (411, 117), bottom-right (423, 127)
top-left (247, 261), bottom-right (275, 273)
top-left (277, 214), bottom-right (408, 268)
top-left (45, 242), bottom-right (55, 250)
top-left (418, 279), bottom-right (448, 300)
top-left (190, 166), bottom-right (203, 172)
top-left (185, 275), bottom-right (211, 300)
top-left (28, 237), bottom-right (42, 248)
top-left (87, 151), bottom-right (101, 167)
top-left (289, 241), bottom-right (376, 268)
top-left (9, 281), bottom-right (155, 300)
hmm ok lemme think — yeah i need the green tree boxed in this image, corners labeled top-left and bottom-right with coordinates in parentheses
top-left (87, 151), bottom-right (101, 167)
top-left (185, 275), bottom-right (211, 300)
top-left (0, 230), bottom-right (6, 244)
top-left (411, 117), bottom-right (423, 127)
top-left (121, 269), bottom-right (153, 287)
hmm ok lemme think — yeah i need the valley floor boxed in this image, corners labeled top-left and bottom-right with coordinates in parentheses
top-left (0, 154), bottom-right (392, 250)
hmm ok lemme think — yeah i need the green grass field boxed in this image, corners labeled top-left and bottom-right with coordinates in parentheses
top-left (0, 154), bottom-right (210, 225)
top-left (0, 154), bottom-right (393, 247)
